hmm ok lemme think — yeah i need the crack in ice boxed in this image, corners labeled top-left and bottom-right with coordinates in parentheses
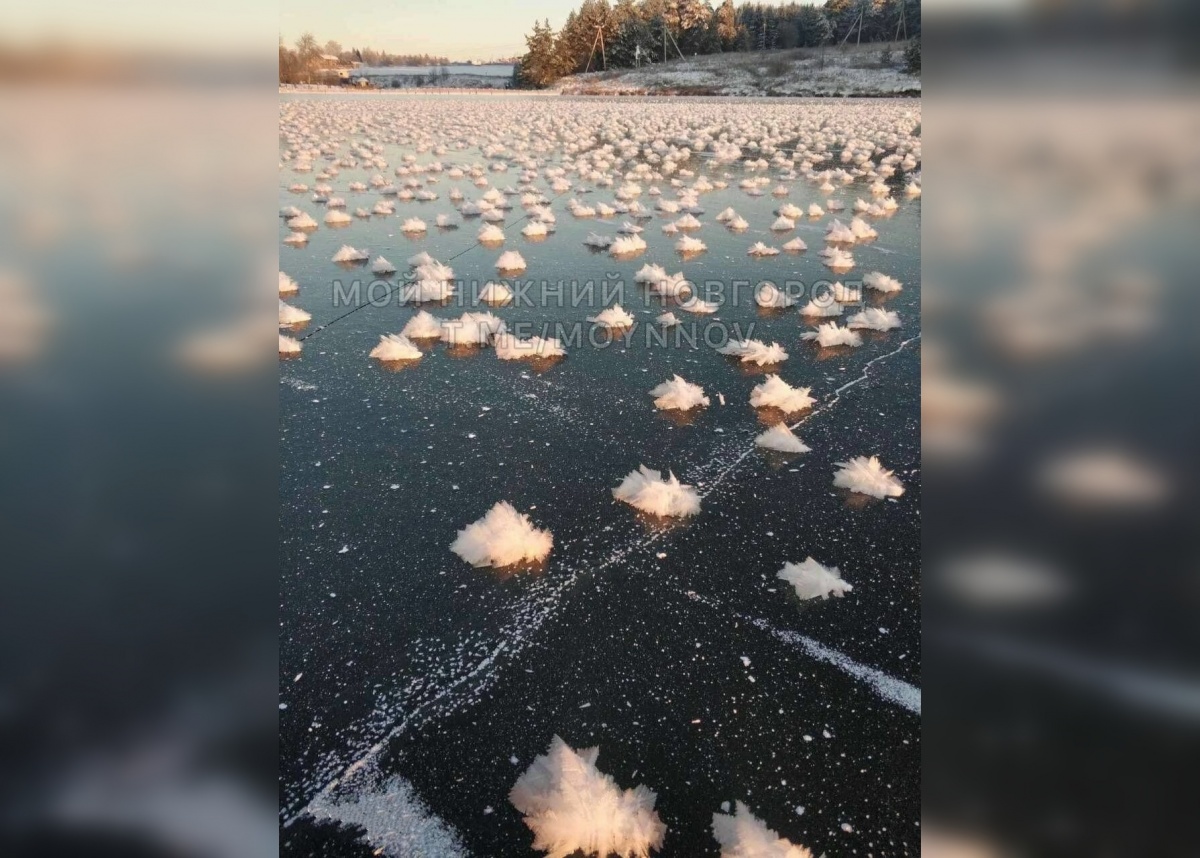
top-left (285, 335), bottom-right (921, 825)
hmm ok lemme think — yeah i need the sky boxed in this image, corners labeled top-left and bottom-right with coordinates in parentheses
top-left (278, 0), bottom-right (827, 62)
top-left (280, 0), bottom-right (583, 62)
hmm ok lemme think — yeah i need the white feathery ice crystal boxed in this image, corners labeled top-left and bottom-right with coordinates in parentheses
top-left (782, 237), bottom-right (807, 252)
top-left (610, 234), bottom-right (648, 256)
top-left (451, 501), bottom-right (553, 568)
top-left (802, 322), bottom-right (862, 348)
top-left (401, 310), bottom-right (444, 339)
top-left (748, 241), bottom-right (780, 257)
top-left (495, 333), bottom-right (567, 361)
top-left (777, 557), bottom-right (852, 600)
top-left (679, 295), bottom-right (719, 314)
top-left (634, 263), bottom-right (668, 284)
top-left (863, 271), bottom-right (902, 293)
top-left (755, 282), bottom-right (794, 308)
top-left (479, 281), bottom-right (514, 305)
top-left (496, 250), bottom-right (527, 272)
top-left (850, 216), bottom-right (877, 239)
top-left (401, 217), bottom-right (427, 233)
top-left (755, 424), bottom-right (811, 454)
top-left (825, 218), bottom-right (856, 243)
top-left (523, 221), bottom-right (550, 237)
top-left (799, 298), bottom-right (843, 318)
top-left (441, 311), bottom-right (505, 346)
top-left (408, 251), bottom-right (435, 268)
top-left (332, 244), bottom-right (368, 263)
top-left (278, 334), bottom-right (302, 355)
top-left (585, 232), bottom-right (615, 248)
top-left (403, 279), bottom-right (456, 304)
top-left (369, 334), bottom-right (422, 362)
top-left (847, 307), bottom-right (901, 331)
top-left (833, 455), bottom-right (905, 498)
top-left (750, 375), bottom-right (815, 413)
top-left (712, 801), bottom-right (812, 858)
top-left (478, 223), bottom-right (506, 243)
top-left (718, 338), bottom-right (788, 366)
top-left (279, 300), bottom-right (311, 326)
top-left (650, 272), bottom-right (691, 298)
top-left (821, 247), bottom-right (855, 270)
top-left (831, 281), bottom-right (861, 303)
top-left (676, 235), bottom-right (707, 253)
top-left (370, 256), bottom-right (396, 275)
top-left (588, 304), bottom-right (635, 329)
top-left (510, 736), bottom-right (666, 858)
top-left (414, 260), bottom-right (454, 282)
top-left (278, 271), bottom-right (299, 295)
top-left (649, 375), bottom-right (709, 411)
top-left (771, 216), bottom-right (795, 231)
top-left (657, 311), bottom-right (680, 327)
top-left (612, 465), bottom-right (700, 518)
top-left (324, 208), bottom-right (352, 225)
top-left (287, 212), bottom-right (318, 230)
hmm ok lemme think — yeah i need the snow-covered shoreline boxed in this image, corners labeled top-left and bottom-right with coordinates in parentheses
top-left (554, 46), bottom-right (920, 99)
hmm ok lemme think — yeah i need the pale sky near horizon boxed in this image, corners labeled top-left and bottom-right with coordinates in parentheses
top-left (279, 0), bottom-right (820, 62)
top-left (280, 0), bottom-right (586, 61)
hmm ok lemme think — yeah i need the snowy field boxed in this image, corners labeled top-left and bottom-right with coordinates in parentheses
top-left (279, 94), bottom-right (921, 857)
top-left (556, 46), bottom-right (920, 98)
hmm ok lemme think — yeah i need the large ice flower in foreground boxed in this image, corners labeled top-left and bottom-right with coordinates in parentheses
top-left (451, 501), bottom-right (553, 568)
top-left (833, 455), bottom-right (905, 498)
top-left (612, 466), bottom-right (700, 517)
top-left (511, 736), bottom-right (666, 858)
top-left (712, 801), bottom-right (812, 858)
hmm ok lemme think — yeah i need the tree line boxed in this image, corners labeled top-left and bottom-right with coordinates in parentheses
top-left (279, 33), bottom-right (452, 84)
top-left (514, 0), bottom-right (920, 88)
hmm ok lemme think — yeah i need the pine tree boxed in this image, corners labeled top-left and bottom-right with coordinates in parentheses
top-left (796, 6), bottom-right (833, 47)
top-left (609, 16), bottom-right (656, 67)
top-left (612, 0), bottom-right (639, 27)
top-left (518, 19), bottom-right (569, 87)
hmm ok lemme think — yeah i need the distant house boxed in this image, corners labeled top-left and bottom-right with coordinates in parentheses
top-left (313, 54), bottom-right (359, 84)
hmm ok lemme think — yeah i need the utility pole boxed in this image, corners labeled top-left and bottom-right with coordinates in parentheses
top-left (661, 19), bottom-right (685, 62)
top-left (839, 6), bottom-right (864, 48)
top-left (584, 25), bottom-right (607, 73)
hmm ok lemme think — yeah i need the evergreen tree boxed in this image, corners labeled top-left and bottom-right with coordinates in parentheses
top-left (558, 0), bottom-right (617, 73)
top-left (609, 16), bottom-right (656, 67)
top-left (904, 37), bottom-right (920, 74)
top-left (518, 19), bottom-right (569, 87)
top-left (612, 0), bottom-right (640, 27)
top-left (795, 6), bottom-right (833, 47)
